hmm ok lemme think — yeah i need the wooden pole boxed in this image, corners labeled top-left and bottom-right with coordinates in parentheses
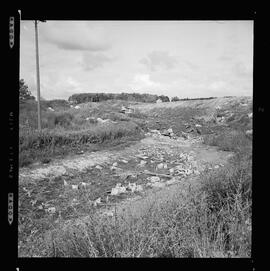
top-left (34, 20), bottom-right (42, 131)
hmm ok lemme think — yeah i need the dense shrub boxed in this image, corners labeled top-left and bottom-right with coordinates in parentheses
top-left (68, 92), bottom-right (167, 104)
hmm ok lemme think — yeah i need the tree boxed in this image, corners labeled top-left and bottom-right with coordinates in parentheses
top-left (171, 96), bottom-right (180, 102)
top-left (19, 79), bottom-right (35, 101)
top-left (158, 95), bottom-right (170, 102)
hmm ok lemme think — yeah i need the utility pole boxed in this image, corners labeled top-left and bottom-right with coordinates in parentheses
top-left (34, 20), bottom-right (46, 131)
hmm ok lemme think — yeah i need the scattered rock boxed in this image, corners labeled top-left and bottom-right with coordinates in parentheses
top-left (195, 124), bottom-right (202, 127)
top-left (112, 162), bottom-right (118, 167)
top-left (121, 159), bottom-right (128, 164)
top-left (169, 168), bottom-right (175, 174)
top-left (97, 117), bottom-right (110, 124)
top-left (248, 113), bottom-right (253, 118)
top-left (79, 182), bottom-right (89, 188)
top-left (47, 207), bottom-right (56, 214)
top-left (214, 165), bottom-right (220, 169)
top-left (135, 184), bottom-right (143, 192)
top-left (246, 129), bottom-right (253, 135)
top-left (74, 105), bottom-right (80, 109)
top-left (127, 182), bottom-right (137, 193)
top-left (148, 176), bottom-right (161, 183)
top-left (163, 163), bottom-right (168, 169)
top-left (30, 199), bottom-right (37, 206)
top-left (156, 163), bottom-right (164, 170)
top-left (111, 184), bottom-right (126, 195)
top-left (95, 165), bottom-right (103, 170)
top-left (71, 185), bottom-right (78, 190)
top-left (94, 197), bottom-right (101, 207)
top-left (63, 180), bottom-right (68, 186)
top-left (138, 160), bottom-right (147, 167)
top-left (103, 210), bottom-right (114, 217)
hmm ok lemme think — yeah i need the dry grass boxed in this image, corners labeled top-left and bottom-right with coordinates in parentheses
top-left (19, 100), bottom-right (147, 167)
top-left (19, 122), bottom-right (143, 167)
top-left (37, 130), bottom-right (251, 258)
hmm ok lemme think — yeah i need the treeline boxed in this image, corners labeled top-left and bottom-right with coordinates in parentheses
top-left (68, 92), bottom-right (170, 104)
top-left (171, 96), bottom-right (217, 102)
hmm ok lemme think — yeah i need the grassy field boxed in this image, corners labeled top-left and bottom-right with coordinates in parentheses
top-left (19, 100), bottom-right (146, 167)
top-left (19, 96), bottom-right (252, 257)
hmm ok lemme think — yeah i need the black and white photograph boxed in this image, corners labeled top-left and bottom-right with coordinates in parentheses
top-left (17, 18), bottom-right (253, 258)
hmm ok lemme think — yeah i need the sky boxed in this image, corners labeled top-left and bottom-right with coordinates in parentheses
top-left (20, 20), bottom-right (253, 100)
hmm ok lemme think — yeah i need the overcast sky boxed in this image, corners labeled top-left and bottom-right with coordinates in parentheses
top-left (20, 20), bottom-right (253, 100)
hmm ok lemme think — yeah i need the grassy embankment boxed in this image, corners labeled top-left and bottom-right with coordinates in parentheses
top-left (19, 100), bottom-right (146, 167)
top-left (40, 102), bottom-right (252, 258)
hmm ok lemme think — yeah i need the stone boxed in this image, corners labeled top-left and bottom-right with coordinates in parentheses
top-left (80, 182), bottom-right (88, 188)
top-left (169, 168), bottom-right (175, 174)
top-left (139, 160), bottom-right (147, 167)
top-left (127, 182), bottom-right (137, 192)
top-left (149, 176), bottom-right (160, 183)
top-left (156, 163), bottom-right (164, 170)
top-left (71, 185), bottom-right (78, 190)
top-left (104, 211), bottom-right (114, 217)
top-left (166, 178), bottom-right (179, 185)
top-left (135, 184), bottom-right (143, 192)
top-left (47, 207), bottom-right (56, 214)
top-left (111, 184), bottom-right (126, 195)
top-left (112, 162), bottom-right (118, 167)
top-left (48, 107), bottom-right (55, 112)
top-left (248, 113), bottom-right (253, 118)
top-left (94, 197), bottom-right (101, 207)
top-left (246, 129), bottom-right (253, 135)
top-left (163, 163), bottom-right (168, 169)
top-left (111, 187), bottom-right (119, 195)
top-left (195, 124), bottom-right (202, 127)
top-left (95, 165), bottom-right (103, 170)
top-left (214, 165), bottom-right (220, 169)
top-left (121, 160), bottom-right (128, 164)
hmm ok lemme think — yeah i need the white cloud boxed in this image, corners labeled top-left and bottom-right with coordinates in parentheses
top-left (140, 51), bottom-right (178, 71)
top-left (130, 74), bottom-right (161, 90)
top-left (81, 52), bottom-right (114, 71)
top-left (42, 21), bottom-right (111, 51)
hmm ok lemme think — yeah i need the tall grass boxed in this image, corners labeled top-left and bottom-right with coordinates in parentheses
top-left (19, 122), bottom-right (142, 167)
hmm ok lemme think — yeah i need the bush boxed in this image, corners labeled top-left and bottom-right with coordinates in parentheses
top-left (171, 96), bottom-right (180, 102)
top-left (46, 112), bottom-right (74, 128)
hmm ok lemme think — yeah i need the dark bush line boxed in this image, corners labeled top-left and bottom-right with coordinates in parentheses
top-left (68, 92), bottom-right (170, 104)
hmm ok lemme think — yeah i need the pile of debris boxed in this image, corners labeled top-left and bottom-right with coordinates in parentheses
top-left (110, 182), bottom-right (143, 196)
top-left (120, 106), bottom-right (134, 114)
top-left (85, 117), bottom-right (117, 124)
top-left (146, 128), bottom-right (176, 139)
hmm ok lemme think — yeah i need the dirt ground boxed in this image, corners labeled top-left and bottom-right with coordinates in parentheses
top-left (18, 132), bottom-right (234, 256)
